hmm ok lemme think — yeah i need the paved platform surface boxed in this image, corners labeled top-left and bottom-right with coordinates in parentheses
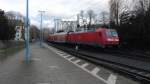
top-left (0, 43), bottom-right (139, 84)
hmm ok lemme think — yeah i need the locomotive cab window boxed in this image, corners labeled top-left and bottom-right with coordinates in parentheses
top-left (106, 30), bottom-right (118, 37)
top-left (111, 31), bottom-right (118, 37)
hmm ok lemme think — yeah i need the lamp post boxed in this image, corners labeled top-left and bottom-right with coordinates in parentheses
top-left (38, 11), bottom-right (45, 46)
top-left (25, 0), bottom-right (30, 63)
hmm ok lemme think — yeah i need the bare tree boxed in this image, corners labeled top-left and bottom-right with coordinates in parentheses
top-left (43, 28), bottom-right (50, 40)
top-left (30, 25), bottom-right (40, 41)
top-left (87, 9), bottom-right (95, 28)
top-left (112, 0), bottom-right (150, 48)
top-left (133, 0), bottom-right (150, 14)
top-left (110, 0), bottom-right (120, 25)
top-left (101, 11), bottom-right (109, 26)
top-left (80, 10), bottom-right (84, 20)
top-left (80, 10), bottom-right (85, 26)
top-left (109, 0), bottom-right (128, 25)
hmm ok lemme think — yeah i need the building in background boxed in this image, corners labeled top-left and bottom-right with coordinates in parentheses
top-left (5, 11), bottom-right (25, 41)
top-left (15, 26), bottom-right (24, 41)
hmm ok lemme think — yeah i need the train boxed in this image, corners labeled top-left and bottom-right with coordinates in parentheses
top-left (48, 28), bottom-right (119, 48)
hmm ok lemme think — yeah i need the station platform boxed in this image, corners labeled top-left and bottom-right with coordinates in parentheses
top-left (0, 43), bottom-right (139, 84)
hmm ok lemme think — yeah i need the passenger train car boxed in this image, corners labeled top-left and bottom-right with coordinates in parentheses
top-left (48, 28), bottom-right (119, 48)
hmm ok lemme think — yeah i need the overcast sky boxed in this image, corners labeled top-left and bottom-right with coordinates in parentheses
top-left (0, 0), bottom-right (109, 27)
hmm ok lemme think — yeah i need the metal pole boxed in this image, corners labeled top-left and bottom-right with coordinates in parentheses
top-left (25, 0), bottom-right (30, 63)
top-left (40, 12), bottom-right (42, 46)
top-left (39, 11), bottom-right (45, 46)
top-left (54, 18), bottom-right (57, 33)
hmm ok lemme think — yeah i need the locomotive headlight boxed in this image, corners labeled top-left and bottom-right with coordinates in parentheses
top-left (115, 39), bottom-right (119, 41)
top-left (107, 38), bottom-right (113, 41)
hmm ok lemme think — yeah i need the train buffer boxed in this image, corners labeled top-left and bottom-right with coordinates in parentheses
top-left (0, 43), bottom-right (139, 84)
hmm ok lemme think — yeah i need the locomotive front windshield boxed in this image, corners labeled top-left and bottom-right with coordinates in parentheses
top-left (106, 30), bottom-right (118, 37)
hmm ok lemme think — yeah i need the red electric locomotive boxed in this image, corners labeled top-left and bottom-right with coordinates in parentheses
top-left (48, 28), bottom-right (119, 48)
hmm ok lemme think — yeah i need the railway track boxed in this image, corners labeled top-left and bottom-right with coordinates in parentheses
top-left (73, 45), bottom-right (150, 62)
top-left (47, 42), bottom-right (150, 83)
top-left (103, 48), bottom-right (150, 62)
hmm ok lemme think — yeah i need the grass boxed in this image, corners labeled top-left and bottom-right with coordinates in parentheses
top-left (4, 45), bottom-right (24, 55)
top-left (0, 42), bottom-right (25, 56)
top-left (0, 42), bottom-right (25, 61)
top-left (0, 49), bottom-right (5, 53)
top-left (0, 42), bottom-right (24, 61)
